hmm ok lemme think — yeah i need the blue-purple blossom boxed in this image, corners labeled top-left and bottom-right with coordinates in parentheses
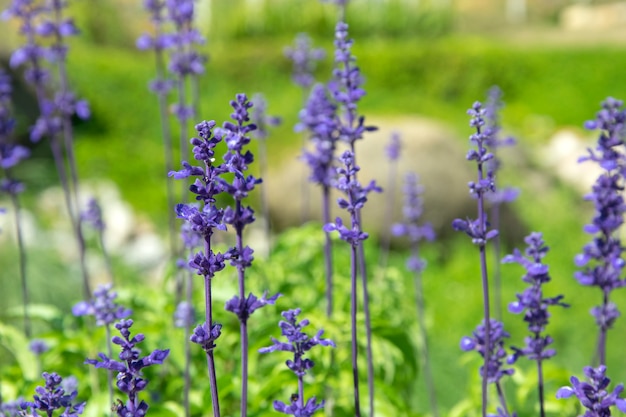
top-left (174, 301), bottom-right (196, 328)
top-left (20, 372), bottom-right (85, 417)
top-left (576, 97), bottom-right (626, 365)
top-left (324, 151), bottom-right (380, 245)
top-left (391, 172), bottom-right (435, 273)
top-left (251, 93), bottom-right (281, 141)
top-left (503, 232), bottom-right (568, 364)
top-left (72, 283), bottom-right (132, 326)
top-left (452, 101), bottom-right (499, 245)
top-left (0, 397), bottom-right (23, 417)
top-left (29, 338), bottom-right (50, 356)
top-left (556, 365), bottom-right (626, 416)
top-left (85, 319), bottom-right (169, 417)
top-left (299, 84), bottom-right (340, 188)
top-left (260, 309), bottom-right (335, 416)
top-left (284, 33), bottom-right (326, 89)
top-left (327, 22), bottom-right (376, 146)
top-left (225, 291), bottom-right (281, 322)
top-left (460, 319), bottom-right (514, 384)
top-left (81, 197), bottom-right (104, 231)
top-left (385, 131), bottom-right (401, 161)
top-left (190, 321), bottom-right (222, 353)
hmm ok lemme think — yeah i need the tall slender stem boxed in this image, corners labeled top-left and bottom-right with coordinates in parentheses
top-left (350, 243), bottom-right (361, 417)
top-left (8, 192), bottom-right (31, 338)
top-left (322, 185), bottom-right (333, 317)
top-left (105, 324), bottom-right (114, 413)
top-left (204, 238), bottom-right (221, 417)
top-left (357, 241), bottom-right (374, 417)
top-left (537, 359), bottom-right (545, 417)
top-left (412, 242), bottom-right (439, 417)
top-left (235, 201), bottom-right (249, 417)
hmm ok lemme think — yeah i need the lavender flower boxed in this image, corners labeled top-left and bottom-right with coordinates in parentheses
top-left (29, 339), bottom-right (50, 356)
top-left (260, 309), bottom-right (335, 416)
top-left (174, 301), bottom-right (196, 328)
top-left (81, 197), bottom-right (104, 231)
top-left (284, 33), bottom-right (326, 90)
top-left (575, 97), bottom-right (626, 366)
top-left (391, 172), bottom-right (438, 417)
top-left (453, 100), bottom-right (502, 417)
top-left (218, 94), bottom-right (279, 417)
top-left (20, 372), bottom-right (85, 417)
top-left (391, 172), bottom-right (435, 273)
top-left (170, 120), bottom-right (226, 417)
top-left (72, 283), bottom-right (132, 326)
top-left (461, 319), bottom-right (516, 417)
top-left (85, 319), bottom-right (169, 417)
top-left (384, 131), bottom-right (401, 161)
top-left (556, 365), bottom-right (626, 416)
top-left (503, 232), bottom-right (568, 417)
top-left (0, 68), bottom-right (32, 337)
top-left (328, 22), bottom-right (376, 149)
top-left (323, 150), bottom-right (380, 417)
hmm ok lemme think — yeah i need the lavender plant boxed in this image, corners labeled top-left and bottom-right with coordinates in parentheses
top-left (503, 232), bottom-right (568, 417)
top-left (299, 83), bottom-right (339, 317)
top-left (324, 150), bottom-right (380, 417)
top-left (391, 172), bottom-right (438, 417)
top-left (327, 20), bottom-right (378, 416)
top-left (259, 308), bottom-right (335, 417)
top-left (170, 120), bottom-right (228, 417)
top-left (3, 0), bottom-right (91, 299)
top-left (460, 320), bottom-right (516, 417)
top-left (20, 372), bottom-right (85, 417)
top-left (482, 86), bottom-right (519, 321)
top-left (219, 94), bottom-right (280, 417)
top-left (82, 197), bottom-right (114, 283)
top-left (452, 101), bottom-right (500, 417)
top-left (575, 97), bottom-right (626, 367)
top-left (72, 284), bottom-right (132, 408)
top-left (85, 319), bottom-right (169, 417)
top-left (285, 32), bottom-right (325, 223)
top-left (0, 69), bottom-right (31, 338)
top-left (556, 365), bottom-right (626, 416)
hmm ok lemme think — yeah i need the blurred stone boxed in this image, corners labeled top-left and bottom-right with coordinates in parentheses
top-left (540, 128), bottom-right (601, 194)
top-left (267, 116), bottom-right (488, 242)
top-left (561, 2), bottom-right (626, 31)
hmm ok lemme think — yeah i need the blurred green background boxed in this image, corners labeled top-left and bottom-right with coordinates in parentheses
top-left (2, 0), bottom-right (626, 416)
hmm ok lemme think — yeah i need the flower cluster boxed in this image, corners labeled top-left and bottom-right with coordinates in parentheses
top-left (503, 232), bottom-right (568, 364)
top-left (85, 319), bottom-right (169, 417)
top-left (72, 284), bottom-right (132, 327)
top-left (575, 98), bottom-right (626, 344)
top-left (328, 22), bottom-right (376, 147)
top-left (299, 84), bottom-right (340, 188)
top-left (137, 0), bottom-right (206, 105)
top-left (391, 172), bottom-right (435, 273)
top-left (0, 69), bottom-right (29, 196)
top-left (260, 308), bottom-right (335, 416)
top-left (452, 101), bottom-right (499, 246)
top-left (460, 319), bottom-right (513, 384)
top-left (3, 0), bottom-right (89, 142)
top-left (284, 33), bottom-right (325, 89)
top-left (20, 372), bottom-right (85, 417)
top-left (556, 365), bottom-right (626, 416)
top-left (324, 150), bottom-right (381, 246)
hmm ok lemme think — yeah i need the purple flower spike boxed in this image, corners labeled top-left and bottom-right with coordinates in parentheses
top-left (174, 301), bottom-right (196, 328)
top-left (86, 319), bottom-right (169, 416)
top-left (284, 33), bottom-right (325, 89)
top-left (503, 232), bottom-right (568, 363)
top-left (225, 291), bottom-right (281, 322)
top-left (557, 365), bottom-right (626, 415)
top-left (82, 197), bottom-right (105, 231)
top-left (385, 131), bottom-right (402, 161)
top-left (460, 319), bottom-right (514, 384)
top-left (576, 97), bottom-right (626, 366)
top-left (260, 309), bottom-right (334, 416)
top-left (20, 372), bottom-right (85, 417)
top-left (190, 321), bottom-right (222, 353)
top-left (72, 283), bottom-right (132, 327)
top-left (391, 172), bottom-right (435, 273)
top-left (28, 339), bottom-right (49, 356)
